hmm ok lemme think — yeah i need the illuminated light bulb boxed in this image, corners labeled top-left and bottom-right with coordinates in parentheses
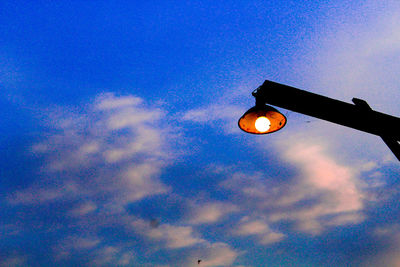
top-left (254, 116), bottom-right (271, 132)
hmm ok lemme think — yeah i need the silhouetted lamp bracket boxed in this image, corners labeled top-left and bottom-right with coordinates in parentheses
top-left (238, 88), bottom-right (287, 135)
top-left (239, 80), bottom-right (400, 161)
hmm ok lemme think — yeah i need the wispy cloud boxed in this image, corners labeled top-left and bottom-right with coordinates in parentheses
top-left (131, 218), bottom-right (240, 266)
top-left (234, 216), bottom-right (285, 245)
top-left (5, 93), bottom-right (178, 265)
top-left (216, 136), bottom-right (367, 235)
top-left (68, 201), bottom-right (97, 217)
top-left (180, 82), bottom-right (253, 134)
top-left (10, 93), bottom-right (172, 207)
top-left (3, 92), bottom-right (245, 266)
top-left (90, 246), bottom-right (135, 267)
top-left (8, 182), bottom-right (80, 205)
top-left (132, 218), bottom-right (205, 249)
top-left (187, 201), bottom-right (239, 225)
top-left (184, 242), bottom-right (239, 267)
top-left (56, 235), bottom-right (135, 267)
top-left (182, 104), bottom-right (244, 134)
top-left (56, 235), bottom-right (101, 257)
top-left (271, 140), bottom-right (365, 234)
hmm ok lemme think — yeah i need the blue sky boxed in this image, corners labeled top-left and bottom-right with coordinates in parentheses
top-left (1, 1), bottom-right (400, 266)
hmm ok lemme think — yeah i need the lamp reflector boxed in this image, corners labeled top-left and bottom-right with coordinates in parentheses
top-left (238, 105), bottom-right (286, 134)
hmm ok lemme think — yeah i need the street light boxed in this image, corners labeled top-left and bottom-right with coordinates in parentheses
top-left (239, 80), bottom-right (400, 161)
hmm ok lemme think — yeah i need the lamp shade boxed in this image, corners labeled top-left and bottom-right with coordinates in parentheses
top-left (238, 105), bottom-right (286, 134)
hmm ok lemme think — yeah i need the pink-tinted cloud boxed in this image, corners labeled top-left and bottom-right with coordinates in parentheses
top-left (218, 138), bottom-right (366, 235)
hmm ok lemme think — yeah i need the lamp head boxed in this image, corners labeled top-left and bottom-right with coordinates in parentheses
top-left (238, 104), bottom-right (286, 134)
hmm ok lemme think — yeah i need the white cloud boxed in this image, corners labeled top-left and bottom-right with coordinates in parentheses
top-left (150, 224), bottom-right (205, 249)
top-left (91, 246), bottom-right (134, 267)
top-left (132, 219), bottom-right (205, 249)
top-left (68, 201), bottom-right (97, 217)
top-left (188, 202), bottom-right (239, 225)
top-left (236, 219), bottom-right (269, 235)
top-left (117, 252), bottom-right (136, 266)
top-left (65, 236), bottom-right (101, 250)
top-left (6, 93), bottom-right (179, 265)
top-left (119, 163), bottom-right (169, 202)
top-left (128, 216), bottom-right (240, 266)
top-left (182, 104), bottom-right (244, 134)
top-left (103, 126), bottom-right (164, 163)
top-left (235, 217), bottom-right (285, 245)
top-left (8, 182), bottom-right (79, 205)
top-left (95, 94), bottom-right (142, 110)
top-left (55, 233), bottom-right (136, 266)
top-left (55, 235), bottom-right (101, 260)
top-left (183, 104), bottom-right (242, 124)
top-left (219, 171), bottom-right (273, 200)
top-left (185, 242), bottom-right (239, 267)
top-left (10, 93), bottom-right (173, 208)
top-left (128, 217), bottom-right (240, 266)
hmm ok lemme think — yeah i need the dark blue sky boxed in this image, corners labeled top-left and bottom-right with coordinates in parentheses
top-left (1, 1), bottom-right (400, 266)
